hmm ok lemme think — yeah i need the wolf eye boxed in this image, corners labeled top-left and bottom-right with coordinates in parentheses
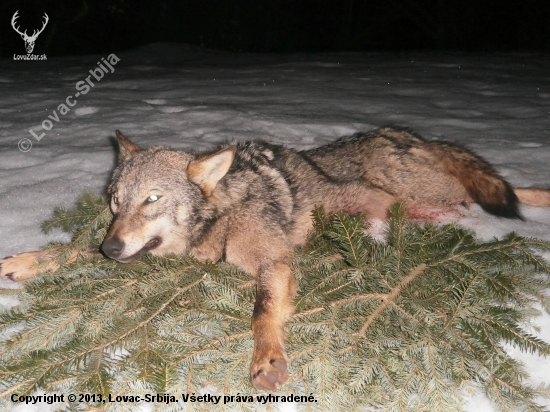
top-left (112, 195), bottom-right (119, 205)
top-left (147, 195), bottom-right (159, 203)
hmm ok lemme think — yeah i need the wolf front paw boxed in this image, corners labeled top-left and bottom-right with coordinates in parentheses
top-left (251, 351), bottom-right (288, 391)
top-left (0, 251), bottom-right (51, 281)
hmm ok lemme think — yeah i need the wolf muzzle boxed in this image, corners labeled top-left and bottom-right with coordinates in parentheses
top-left (102, 237), bottom-right (161, 262)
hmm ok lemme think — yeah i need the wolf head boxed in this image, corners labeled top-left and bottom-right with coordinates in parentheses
top-left (102, 131), bottom-right (236, 263)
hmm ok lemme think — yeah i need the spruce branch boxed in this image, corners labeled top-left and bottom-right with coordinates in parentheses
top-left (358, 263), bottom-right (427, 335)
top-left (0, 195), bottom-right (549, 411)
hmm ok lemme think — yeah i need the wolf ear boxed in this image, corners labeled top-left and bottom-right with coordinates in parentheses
top-left (116, 130), bottom-right (141, 162)
top-left (188, 146), bottom-right (236, 196)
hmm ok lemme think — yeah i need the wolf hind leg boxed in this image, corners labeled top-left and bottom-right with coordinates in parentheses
top-left (514, 188), bottom-right (550, 207)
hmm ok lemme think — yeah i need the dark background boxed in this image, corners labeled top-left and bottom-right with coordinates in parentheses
top-left (2, 0), bottom-right (550, 56)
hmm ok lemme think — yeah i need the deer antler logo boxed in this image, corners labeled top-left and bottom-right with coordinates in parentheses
top-left (11, 11), bottom-right (49, 54)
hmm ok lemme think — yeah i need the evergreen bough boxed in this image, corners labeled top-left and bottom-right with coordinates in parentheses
top-left (1, 193), bottom-right (550, 411)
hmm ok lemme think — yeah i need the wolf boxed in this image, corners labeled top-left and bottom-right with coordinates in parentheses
top-left (2, 127), bottom-right (550, 390)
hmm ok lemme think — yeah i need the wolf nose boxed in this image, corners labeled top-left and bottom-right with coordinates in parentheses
top-left (102, 238), bottom-right (124, 259)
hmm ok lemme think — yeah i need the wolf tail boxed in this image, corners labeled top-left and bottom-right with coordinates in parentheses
top-left (429, 142), bottom-right (549, 219)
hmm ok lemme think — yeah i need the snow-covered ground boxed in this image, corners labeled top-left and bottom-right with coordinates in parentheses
top-left (1, 44), bottom-right (550, 411)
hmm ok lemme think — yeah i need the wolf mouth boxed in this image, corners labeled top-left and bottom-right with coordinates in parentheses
top-left (114, 237), bottom-right (162, 263)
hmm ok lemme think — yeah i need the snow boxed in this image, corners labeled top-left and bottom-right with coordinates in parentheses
top-left (1, 44), bottom-right (550, 411)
